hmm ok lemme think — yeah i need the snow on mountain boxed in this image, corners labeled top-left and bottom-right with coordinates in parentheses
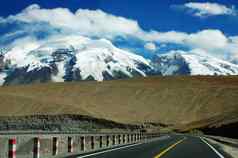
top-left (51, 61), bottom-right (66, 82)
top-left (73, 39), bottom-right (150, 81)
top-left (0, 72), bottom-right (6, 85)
top-left (0, 35), bottom-right (238, 86)
top-left (0, 35), bottom-right (152, 85)
top-left (153, 50), bottom-right (238, 76)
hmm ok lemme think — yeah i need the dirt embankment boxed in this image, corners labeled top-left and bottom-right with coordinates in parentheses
top-left (0, 76), bottom-right (237, 132)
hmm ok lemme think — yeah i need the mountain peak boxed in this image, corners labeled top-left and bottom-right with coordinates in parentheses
top-left (0, 36), bottom-right (152, 85)
top-left (154, 50), bottom-right (238, 76)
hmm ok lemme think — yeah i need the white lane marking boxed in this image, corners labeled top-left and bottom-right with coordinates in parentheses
top-left (200, 137), bottom-right (225, 158)
top-left (77, 142), bottom-right (144, 158)
top-left (77, 136), bottom-right (172, 158)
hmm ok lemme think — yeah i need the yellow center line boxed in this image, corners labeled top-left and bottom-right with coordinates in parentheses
top-left (154, 137), bottom-right (186, 158)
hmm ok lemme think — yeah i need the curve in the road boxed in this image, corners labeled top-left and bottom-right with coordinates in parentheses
top-left (66, 135), bottom-right (227, 158)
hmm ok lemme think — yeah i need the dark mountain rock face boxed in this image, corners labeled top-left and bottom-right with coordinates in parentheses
top-left (0, 55), bottom-right (4, 71)
top-left (152, 53), bottom-right (191, 75)
top-left (4, 66), bottom-right (54, 85)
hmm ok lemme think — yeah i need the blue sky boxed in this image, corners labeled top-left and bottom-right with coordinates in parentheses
top-left (0, 0), bottom-right (238, 61)
top-left (0, 0), bottom-right (238, 35)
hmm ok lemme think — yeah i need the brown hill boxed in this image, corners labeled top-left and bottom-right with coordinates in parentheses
top-left (0, 76), bottom-right (238, 131)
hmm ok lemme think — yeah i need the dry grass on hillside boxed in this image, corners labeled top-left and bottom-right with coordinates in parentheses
top-left (0, 76), bottom-right (238, 128)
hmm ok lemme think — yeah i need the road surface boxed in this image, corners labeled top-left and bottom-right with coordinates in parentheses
top-left (67, 135), bottom-right (229, 158)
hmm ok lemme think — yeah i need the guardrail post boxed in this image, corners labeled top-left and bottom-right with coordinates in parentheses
top-left (99, 136), bottom-right (103, 148)
top-left (122, 135), bottom-right (125, 144)
top-left (112, 135), bottom-right (116, 145)
top-left (53, 137), bottom-right (58, 156)
top-left (68, 137), bottom-right (73, 153)
top-left (8, 138), bottom-right (16, 158)
top-left (91, 136), bottom-right (94, 150)
top-left (127, 134), bottom-right (130, 143)
top-left (33, 137), bottom-right (40, 158)
top-left (118, 135), bottom-right (121, 144)
top-left (80, 136), bottom-right (85, 151)
top-left (106, 135), bottom-right (110, 147)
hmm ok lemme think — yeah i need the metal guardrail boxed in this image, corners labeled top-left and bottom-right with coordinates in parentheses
top-left (0, 132), bottom-right (160, 158)
top-left (205, 135), bottom-right (238, 148)
top-left (0, 131), bottom-right (140, 136)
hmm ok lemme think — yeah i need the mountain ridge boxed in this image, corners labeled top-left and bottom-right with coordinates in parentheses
top-left (0, 36), bottom-right (238, 85)
top-left (153, 50), bottom-right (238, 76)
top-left (0, 36), bottom-right (153, 85)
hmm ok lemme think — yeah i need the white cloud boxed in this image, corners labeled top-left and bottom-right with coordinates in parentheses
top-left (0, 4), bottom-right (238, 63)
top-left (230, 36), bottom-right (238, 45)
top-left (1, 30), bottom-right (26, 39)
top-left (184, 2), bottom-right (236, 17)
top-left (0, 4), bottom-right (232, 48)
top-left (225, 36), bottom-right (238, 60)
top-left (144, 42), bottom-right (156, 51)
top-left (185, 29), bottom-right (228, 50)
top-left (0, 17), bottom-right (4, 23)
top-left (140, 31), bottom-right (188, 44)
top-left (0, 4), bottom-right (199, 45)
top-left (142, 29), bottom-right (229, 53)
top-left (8, 4), bottom-right (141, 39)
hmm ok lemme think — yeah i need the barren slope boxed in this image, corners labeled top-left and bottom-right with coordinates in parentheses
top-left (0, 76), bottom-right (238, 130)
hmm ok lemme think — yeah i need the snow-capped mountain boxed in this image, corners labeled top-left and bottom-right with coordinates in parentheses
top-left (0, 36), bottom-right (152, 85)
top-left (0, 36), bottom-right (238, 86)
top-left (153, 50), bottom-right (238, 76)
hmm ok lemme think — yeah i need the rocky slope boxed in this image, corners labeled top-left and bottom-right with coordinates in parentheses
top-left (0, 76), bottom-right (237, 133)
top-left (0, 114), bottom-right (139, 132)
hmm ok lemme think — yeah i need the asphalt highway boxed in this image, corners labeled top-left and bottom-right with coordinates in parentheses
top-left (67, 135), bottom-right (228, 158)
